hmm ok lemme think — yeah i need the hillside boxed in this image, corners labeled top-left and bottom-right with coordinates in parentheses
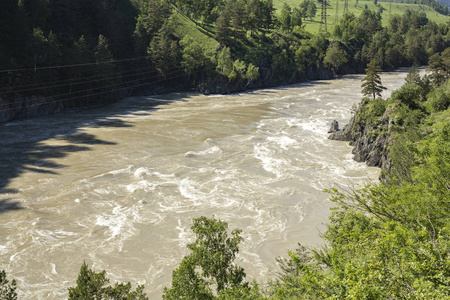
top-left (274, 0), bottom-right (450, 33)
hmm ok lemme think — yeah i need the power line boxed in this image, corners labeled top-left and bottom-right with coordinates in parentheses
top-left (1, 66), bottom-right (156, 95)
top-left (2, 66), bottom-right (187, 109)
top-left (0, 66), bottom-right (210, 114)
top-left (0, 62), bottom-right (154, 91)
top-left (0, 56), bottom-right (151, 74)
top-left (320, 0), bottom-right (328, 33)
top-left (0, 62), bottom-right (187, 107)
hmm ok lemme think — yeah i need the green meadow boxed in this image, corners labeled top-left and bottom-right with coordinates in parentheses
top-left (273, 0), bottom-right (450, 33)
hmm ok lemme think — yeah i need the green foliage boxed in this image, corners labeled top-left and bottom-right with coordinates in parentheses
top-left (361, 60), bottom-right (386, 99)
top-left (0, 270), bottom-right (17, 300)
top-left (390, 83), bottom-right (423, 109)
top-left (428, 48), bottom-right (450, 86)
top-left (148, 17), bottom-right (182, 78)
top-left (216, 47), bottom-right (234, 78)
top-left (229, 60), bottom-right (247, 81)
top-left (163, 216), bottom-right (250, 299)
top-left (405, 65), bottom-right (421, 85)
top-left (360, 97), bottom-right (387, 124)
top-left (270, 127), bottom-right (450, 297)
top-left (306, 0), bottom-right (317, 21)
top-left (181, 37), bottom-right (207, 79)
top-left (134, 0), bottom-right (172, 55)
top-left (323, 42), bottom-right (348, 73)
top-left (279, 3), bottom-right (292, 31)
top-left (427, 82), bottom-right (450, 112)
top-left (245, 63), bottom-right (260, 82)
top-left (68, 262), bottom-right (148, 299)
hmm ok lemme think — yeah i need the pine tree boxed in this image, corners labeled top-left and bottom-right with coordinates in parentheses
top-left (279, 3), bottom-right (292, 31)
top-left (0, 270), bottom-right (17, 300)
top-left (94, 34), bottom-right (115, 85)
top-left (405, 65), bottom-right (421, 85)
top-left (361, 60), bottom-right (386, 99)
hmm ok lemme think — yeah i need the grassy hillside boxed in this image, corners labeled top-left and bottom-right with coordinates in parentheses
top-left (171, 0), bottom-right (449, 48)
top-left (172, 11), bottom-right (219, 53)
top-left (274, 0), bottom-right (450, 33)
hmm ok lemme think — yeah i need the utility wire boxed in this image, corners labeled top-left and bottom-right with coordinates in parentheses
top-left (0, 66), bottom-right (210, 113)
top-left (1, 67), bottom-right (157, 95)
top-left (2, 66), bottom-right (188, 108)
top-left (0, 63), bottom-right (187, 107)
top-left (0, 56), bottom-right (152, 74)
top-left (0, 62), bottom-right (155, 91)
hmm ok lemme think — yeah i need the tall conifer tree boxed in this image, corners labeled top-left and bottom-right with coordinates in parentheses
top-left (361, 60), bottom-right (386, 99)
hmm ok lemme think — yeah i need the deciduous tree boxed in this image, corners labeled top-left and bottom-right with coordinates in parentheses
top-left (163, 216), bottom-right (248, 299)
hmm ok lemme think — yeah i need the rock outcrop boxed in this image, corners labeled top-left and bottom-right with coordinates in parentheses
top-left (328, 102), bottom-right (392, 173)
top-left (328, 119), bottom-right (339, 133)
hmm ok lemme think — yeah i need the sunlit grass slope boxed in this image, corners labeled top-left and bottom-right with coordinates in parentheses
top-left (172, 10), bottom-right (219, 53)
top-left (274, 0), bottom-right (450, 33)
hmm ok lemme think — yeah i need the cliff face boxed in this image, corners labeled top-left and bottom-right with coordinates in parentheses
top-left (328, 100), bottom-right (392, 174)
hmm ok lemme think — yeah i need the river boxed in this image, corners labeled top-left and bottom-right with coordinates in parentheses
top-left (0, 70), bottom-right (408, 298)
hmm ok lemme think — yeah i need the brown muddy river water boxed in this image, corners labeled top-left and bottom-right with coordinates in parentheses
top-left (0, 70), bottom-right (409, 298)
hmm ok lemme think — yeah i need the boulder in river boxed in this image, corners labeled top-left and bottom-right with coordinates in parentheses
top-left (328, 119), bottom-right (339, 133)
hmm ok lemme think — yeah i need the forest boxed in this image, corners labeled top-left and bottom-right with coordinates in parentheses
top-left (0, 0), bottom-right (449, 121)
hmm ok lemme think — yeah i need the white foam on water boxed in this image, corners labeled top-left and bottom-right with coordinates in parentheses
top-left (175, 219), bottom-right (195, 249)
top-left (267, 136), bottom-right (297, 150)
top-left (93, 188), bottom-right (112, 195)
top-left (134, 167), bottom-right (151, 178)
top-left (50, 263), bottom-right (57, 275)
top-left (253, 144), bottom-right (288, 178)
top-left (178, 178), bottom-right (206, 206)
top-left (124, 180), bottom-right (156, 193)
top-left (299, 118), bottom-right (327, 135)
top-left (34, 230), bottom-right (77, 242)
top-left (108, 165), bottom-right (133, 176)
top-left (184, 145), bottom-right (222, 158)
top-left (0, 245), bottom-right (8, 255)
top-left (95, 204), bottom-right (142, 251)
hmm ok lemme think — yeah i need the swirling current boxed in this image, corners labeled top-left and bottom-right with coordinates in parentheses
top-left (0, 71), bottom-right (409, 298)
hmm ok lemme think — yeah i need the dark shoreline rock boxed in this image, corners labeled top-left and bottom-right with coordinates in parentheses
top-left (328, 103), bottom-right (391, 177)
top-left (328, 119), bottom-right (339, 133)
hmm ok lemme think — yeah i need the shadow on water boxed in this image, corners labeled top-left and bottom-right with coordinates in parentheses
top-left (0, 199), bottom-right (23, 213)
top-left (0, 95), bottom-right (190, 212)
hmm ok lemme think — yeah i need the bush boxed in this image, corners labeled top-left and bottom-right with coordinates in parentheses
top-left (427, 86), bottom-right (450, 112)
top-left (390, 83), bottom-right (423, 110)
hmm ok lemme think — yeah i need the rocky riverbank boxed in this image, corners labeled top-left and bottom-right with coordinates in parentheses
top-left (328, 99), bottom-right (392, 176)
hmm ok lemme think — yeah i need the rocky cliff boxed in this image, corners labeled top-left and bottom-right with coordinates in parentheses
top-left (328, 99), bottom-right (393, 175)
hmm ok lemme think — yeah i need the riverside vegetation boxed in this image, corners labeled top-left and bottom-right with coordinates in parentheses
top-left (0, 0), bottom-right (449, 121)
top-left (1, 0), bottom-right (450, 299)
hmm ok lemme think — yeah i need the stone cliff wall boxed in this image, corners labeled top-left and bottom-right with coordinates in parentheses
top-left (328, 101), bottom-right (392, 175)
